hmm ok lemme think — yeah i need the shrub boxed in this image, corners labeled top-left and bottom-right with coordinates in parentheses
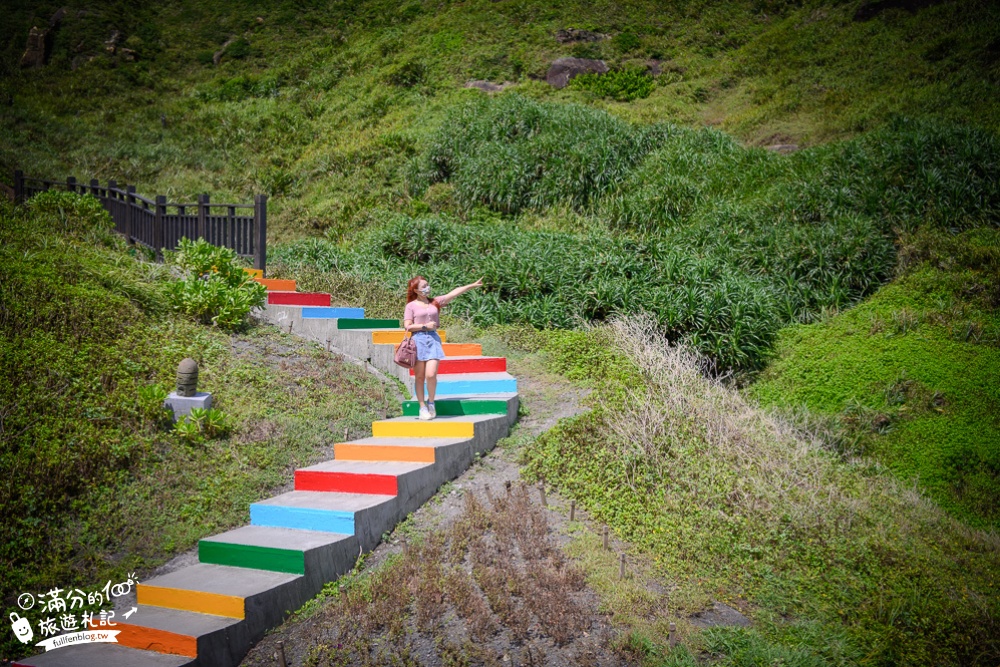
top-left (165, 238), bottom-right (266, 330)
top-left (569, 67), bottom-right (655, 101)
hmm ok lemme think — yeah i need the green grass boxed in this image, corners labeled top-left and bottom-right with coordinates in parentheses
top-left (1, 0), bottom-right (998, 242)
top-left (748, 228), bottom-right (1000, 529)
top-left (274, 99), bottom-right (998, 373)
top-left (0, 193), bottom-right (397, 660)
top-left (517, 315), bottom-right (1000, 666)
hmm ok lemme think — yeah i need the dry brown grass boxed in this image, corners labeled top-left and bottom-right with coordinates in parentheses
top-left (297, 480), bottom-right (620, 667)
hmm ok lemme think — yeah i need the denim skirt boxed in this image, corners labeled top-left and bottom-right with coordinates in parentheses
top-left (413, 331), bottom-right (445, 361)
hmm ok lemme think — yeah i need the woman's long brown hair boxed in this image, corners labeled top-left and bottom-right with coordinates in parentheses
top-left (406, 276), bottom-right (441, 308)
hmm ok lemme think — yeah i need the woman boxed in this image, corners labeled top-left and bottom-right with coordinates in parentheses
top-left (404, 276), bottom-right (483, 420)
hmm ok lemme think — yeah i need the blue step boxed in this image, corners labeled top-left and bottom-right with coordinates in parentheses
top-left (413, 372), bottom-right (517, 397)
top-left (301, 307), bottom-right (366, 319)
top-left (249, 491), bottom-right (392, 535)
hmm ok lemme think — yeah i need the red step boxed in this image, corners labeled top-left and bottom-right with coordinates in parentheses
top-left (295, 469), bottom-right (397, 495)
top-left (408, 356), bottom-right (506, 375)
top-left (267, 292), bottom-right (331, 306)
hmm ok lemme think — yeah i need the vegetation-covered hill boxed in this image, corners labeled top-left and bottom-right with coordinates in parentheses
top-left (0, 192), bottom-right (397, 659)
top-left (2, 0), bottom-right (999, 238)
top-left (3, 0), bottom-right (1000, 664)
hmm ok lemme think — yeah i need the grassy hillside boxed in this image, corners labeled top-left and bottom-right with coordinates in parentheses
top-left (0, 192), bottom-right (397, 659)
top-left (749, 227), bottom-right (1000, 528)
top-left (1, 0), bottom-right (999, 240)
top-left (516, 317), bottom-right (1000, 666)
top-left (3, 1), bottom-right (1000, 663)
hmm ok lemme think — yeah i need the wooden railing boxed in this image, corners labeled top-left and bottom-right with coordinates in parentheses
top-left (13, 170), bottom-right (267, 272)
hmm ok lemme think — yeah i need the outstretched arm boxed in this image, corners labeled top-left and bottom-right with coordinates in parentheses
top-left (436, 278), bottom-right (483, 306)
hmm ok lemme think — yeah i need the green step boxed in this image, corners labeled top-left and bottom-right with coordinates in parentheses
top-left (336, 318), bottom-right (400, 329)
top-left (198, 539), bottom-right (305, 575)
top-left (401, 399), bottom-right (509, 417)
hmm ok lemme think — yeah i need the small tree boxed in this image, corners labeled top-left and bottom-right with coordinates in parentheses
top-left (166, 237), bottom-right (266, 330)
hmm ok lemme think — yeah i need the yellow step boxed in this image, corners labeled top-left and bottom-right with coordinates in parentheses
top-left (371, 420), bottom-right (474, 438)
top-left (137, 584), bottom-right (244, 619)
top-left (372, 330), bottom-right (447, 344)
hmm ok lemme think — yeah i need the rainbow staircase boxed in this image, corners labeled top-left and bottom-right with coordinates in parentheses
top-left (16, 276), bottom-right (518, 667)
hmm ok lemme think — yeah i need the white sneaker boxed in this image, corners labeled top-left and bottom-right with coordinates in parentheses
top-left (428, 402), bottom-right (436, 418)
top-left (418, 406), bottom-right (432, 421)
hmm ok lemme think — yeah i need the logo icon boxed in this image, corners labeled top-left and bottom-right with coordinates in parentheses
top-left (10, 612), bottom-right (33, 644)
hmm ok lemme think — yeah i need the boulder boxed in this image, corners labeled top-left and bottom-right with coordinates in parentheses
top-left (19, 27), bottom-right (46, 69)
top-left (546, 57), bottom-right (608, 89)
top-left (689, 602), bottom-right (751, 628)
top-left (554, 28), bottom-right (607, 44)
top-left (464, 80), bottom-right (506, 93)
top-left (764, 144), bottom-right (799, 155)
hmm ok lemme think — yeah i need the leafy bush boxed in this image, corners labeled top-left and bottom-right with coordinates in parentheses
top-left (165, 238), bottom-right (266, 330)
top-left (612, 31), bottom-right (641, 53)
top-left (570, 67), bottom-right (656, 101)
top-left (173, 407), bottom-right (233, 443)
top-left (26, 190), bottom-right (114, 237)
top-left (386, 60), bottom-right (426, 87)
top-left (406, 94), bottom-right (668, 214)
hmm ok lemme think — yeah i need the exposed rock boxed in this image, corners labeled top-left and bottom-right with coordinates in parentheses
top-left (545, 57), bottom-right (608, 89)
top-left (49, 7), bottom-right (66, 28)
top-left (105, 30), bottom-right (122, 54)
top-left (555, 28), bottom-right (607, 44)
top-left (20, 27), bottom-right (47, 69)
top-left (464, 80), bottom-right (507, 93)
top-left (854, 0), bottom-right (944, 21)
top-left (120, 48), bottom-right (138, 62)
top-left (689, 602), bottom-right (751, 628)
top-left (213, 36), bottom-right (237, 66)
top-left (764, 143), bottom-right (799, 154)
top-left (646, 59), bottom-right (664, 76)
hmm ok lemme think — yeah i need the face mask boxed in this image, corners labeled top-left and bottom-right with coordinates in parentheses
top-left (419, 285), bottom-right (431, 295)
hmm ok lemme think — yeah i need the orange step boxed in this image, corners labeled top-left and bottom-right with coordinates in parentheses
top-left (334, 442), bottom-right (436, 463)
top-left (255, 278), bottom-right (296, 291)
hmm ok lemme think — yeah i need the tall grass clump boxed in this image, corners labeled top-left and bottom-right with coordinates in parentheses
top-left (522, 314), bottom-right (1000, 666)
top-left (406, 94), bottom-right (671, 214)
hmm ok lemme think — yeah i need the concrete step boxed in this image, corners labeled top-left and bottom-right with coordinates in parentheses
top-left (371, 330), bottom-right (447, 344)
top-left (250, 491), bottom-right (397, 552)
top-left (266, 292), bottom-right (331, 307)
top-left (13, 643), bottom-right (195, 666)
top-left (371, 413), bottom-right (509, 454)
top-left (333, 436), bottom-right (473, 464)
top-left (243, 268), bottom-right (263, 279)
top-left (254, 278), bottom-right (295, 291)
top-left (96, 606), bottom-right (245, 664)
top-left (408, 356), bottom-right (506, 375)
top-left (401, 397), bottom-right (510, 417)
top-left (198, 526), bottom-right (357, 579)
top-left (301, 306), bottom-right (366, 319)
top-left (137, 563), bottom-right (302, 623)
top-left (336, 318), bottom-right (399, 330)
top-left (295, 459), bottom-right (433, 495)
top-left (414, 371), bottom-right (517, 396)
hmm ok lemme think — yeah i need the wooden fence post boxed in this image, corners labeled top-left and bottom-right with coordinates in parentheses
top-left (126, 185), bottom-right (137, 244)
top-left (13, 170), bottom-right (23, 203)
top-left (155, 195), bottom-right (166, 260)
top-left (254, 194), bottom-right (267, 274)
top-left (197, 194), bottom-right (209, 242)
top-left (89, 178), bottom-right (99, 197)
top-left (66, 176), bottom-right (76, 194)
top-left (108, 180), bottom-right (118, 232)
